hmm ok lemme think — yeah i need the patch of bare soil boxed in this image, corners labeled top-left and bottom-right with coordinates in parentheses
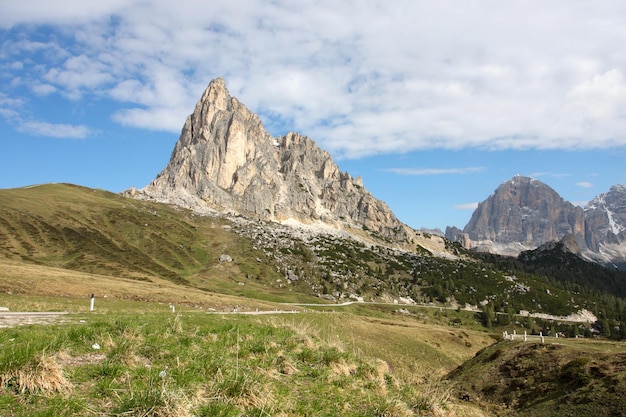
top-left (0, 312), bottom-right (70, 328)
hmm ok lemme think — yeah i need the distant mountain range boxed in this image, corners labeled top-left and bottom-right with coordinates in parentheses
top-left (118, 78), bottom-right (626, 268)
top-left (3, 77), bottom-right (626, 325)
top-left (445, 176), bottom-right (626, 269)
top-left (119, 77), bottom-right (625, 270)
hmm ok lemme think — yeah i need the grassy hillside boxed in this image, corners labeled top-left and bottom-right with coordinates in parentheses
top-left (2, 183), bottom-right (625, 328)
top-left (1, 296), bottom-right (623, 417)
top-left (1, 184), bottom-right (626, 416)
top-left (448, 339), bottom-right (626, 417)
top-left (0, 297), bottom-right (496, 417)
top-left (0, 184), bottom-right (315, 304)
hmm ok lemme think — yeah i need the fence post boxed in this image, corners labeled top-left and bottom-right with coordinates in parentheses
top-left (90, 294), bottom-right (95, 311)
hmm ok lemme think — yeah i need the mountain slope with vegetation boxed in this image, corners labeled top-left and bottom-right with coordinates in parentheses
top-left (449, 339), bottom-right (626, 416)
top-left (1, 183), bottom-right (626, 330)
top-left (1, 183), bottom-right (626, 416)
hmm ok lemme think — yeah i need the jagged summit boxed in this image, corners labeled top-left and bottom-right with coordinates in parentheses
top-left (533, 233), bottom-right (581, 256)
top-left (466, 176), bottom-right (585, 248)
top-left (445, 176), bottom-right (626, 269)
top-left (584, 183), bottom-right (626, 267)
top-left (445, 176), bottom-right (586, 256)
top-left (129, 78), bottom-right (421, 247)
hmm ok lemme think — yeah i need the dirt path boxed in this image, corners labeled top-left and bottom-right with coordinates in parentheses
top-left (0, 311), bottom-right (70, 328)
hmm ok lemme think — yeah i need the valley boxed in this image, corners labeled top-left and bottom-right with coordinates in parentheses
top-left (1, 183), bottom-right (625, 416)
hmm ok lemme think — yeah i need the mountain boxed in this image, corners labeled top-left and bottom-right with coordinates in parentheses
top-left (4, 183), bottom-right (626, 322)
top-left (446, 176), bottom-right (626, 269)
top-left (445, 175), bottom-right (586, 256)
top-left (129, 78), bottom-right (419, 248)
top-left (519, 233), bottom-right (582, 259)
top-left (584, 185), bottom-right (626, 268)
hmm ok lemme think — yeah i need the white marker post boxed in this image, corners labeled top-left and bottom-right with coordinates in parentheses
top-left (90, 294), bottom-right (95, 311)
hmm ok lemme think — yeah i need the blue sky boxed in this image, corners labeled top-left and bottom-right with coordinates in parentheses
top-left (1, 1), bottom-right (626, 231)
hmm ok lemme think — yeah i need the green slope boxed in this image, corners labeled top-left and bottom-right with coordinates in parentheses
top-left (0, 184), bottom-right (287, 300)
top-left (448, 339), bottom-right (626, 416)
top-left (1, 183), bottom-right (625, 331)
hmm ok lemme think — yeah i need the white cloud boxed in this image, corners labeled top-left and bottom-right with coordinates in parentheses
top-left (112, 106), bottom-right (188, 132)
top-left (44, 54), bottom-right (115, 99)
top-left (576, 181), bottom-right (593, 188)
top-left (18, 121), bottom-right (91, 139)
top-left (454, 203), bottom-right (479, 211)
top-left (0, 0), bottom-right (134, 28)
top-left (385, 167), bottom-right (485, 176)
top-left (566, 69), bottom-right (626, 124)
top-left (0, 93), bottom-right (24, 119)
top-left (3, 0), bottom-right (626, 156)
top-left (31, 83), bottom-right (56, 95)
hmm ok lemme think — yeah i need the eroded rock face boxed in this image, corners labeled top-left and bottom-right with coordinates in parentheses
top-left (529, 233), bottom-right (582, 256)
top-left (584, 185), bottom-right (626, 267)
top-left (446, 176), bottom-right (586, 255)
top-left (445, 176), bottom-right (626, 268)
top-left (464, 176), bottom-right (585, 248)
top-left (135, 78), bottom-right (411, 243)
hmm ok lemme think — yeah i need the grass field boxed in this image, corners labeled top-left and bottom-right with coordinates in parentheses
top-left (2, 277), bottom-right (625, 415)
top-left (0, 295), bottom-right (497, 417)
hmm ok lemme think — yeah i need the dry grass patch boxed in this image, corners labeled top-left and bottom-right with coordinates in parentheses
top-left (275, 352), bottom-right (299, 375)
top-left (56, 350), bottom-right (106, 367)
top-left (0, 259), bottom-right (282, 313)
top-left (0, 353), bottom-right (72, 396)
top-left (330, 358), bottom-right (357, 377)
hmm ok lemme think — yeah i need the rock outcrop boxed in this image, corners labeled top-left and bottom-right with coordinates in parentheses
top-left (446, 175), bottom-right (586, 255)
top-left (132, 78), bottom-right (414, 245)
top-left (519, 233), bottom-right (582, 260)
top-left (446, 176), bottom-right (626, 269)
top-left (584, 185), bottom-right (626, 268)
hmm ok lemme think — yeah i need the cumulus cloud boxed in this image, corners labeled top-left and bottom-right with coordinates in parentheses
top-left (0, 93), bottom-right (24, 119)
top-left (18, 120), bottom-right (91, 139)
top-left (454, 203), bottom-right (480, 211)
top-left (0, 0), bottom-right (135, 28)
top-left (112, 106), bottom-right (189, 132)
top-left (31, 83), bottom-right (56, 96)
top-left (2, 0), bottom-right (626, 156)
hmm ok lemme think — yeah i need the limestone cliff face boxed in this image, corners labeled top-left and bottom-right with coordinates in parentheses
top-left (446, 176), bottom-right (586, 253)
top-left (584, 185), bottom-right (626, 267)
top-left (137, 78), bottom-right (411, 243)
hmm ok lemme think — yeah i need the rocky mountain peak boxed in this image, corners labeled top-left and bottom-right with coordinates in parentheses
top-left (517, 233), bottom-right (583, 265)
top-left (445, 175), bottom-right (626, 269)
top-left (583, 183), bottom-right (626, 267)
top-left (130, 78), bottom-right (420, 247)
top-left (446, 175), bottom-right (586, 256)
